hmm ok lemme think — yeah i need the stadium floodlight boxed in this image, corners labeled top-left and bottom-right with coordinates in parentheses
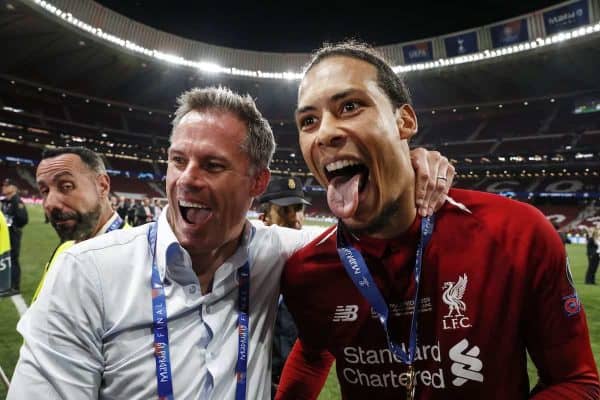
top-left (197, 61), bottom-right (225, 74)
top-left (29, 0), bottom-right (600, 80)
top-left (2, 107), bottom-right (23, 113)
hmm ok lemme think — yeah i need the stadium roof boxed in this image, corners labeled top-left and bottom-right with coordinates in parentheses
top-left (95, 0), bottom-right (561, 52)
top-left (1, 0), bottom-right (600, 117)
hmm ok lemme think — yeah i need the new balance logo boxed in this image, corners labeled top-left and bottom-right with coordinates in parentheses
top-left (332, 305), bottom-right (359, 322)
top-left (449, 339), bottom-right (484, 386)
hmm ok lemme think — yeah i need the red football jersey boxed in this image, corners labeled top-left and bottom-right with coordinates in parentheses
top-left (279, 189), bottom-right (599, 399)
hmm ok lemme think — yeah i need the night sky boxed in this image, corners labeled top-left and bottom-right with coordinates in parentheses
top-left (95, 0), bottom-right (562, 52)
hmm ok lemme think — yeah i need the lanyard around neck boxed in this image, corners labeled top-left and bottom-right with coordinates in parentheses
top-left (147, 222), bottom-right (250, 400)
top-left (105, 215), bottom-right (124, 233)
top-left (336, 215), bottom-right (435, 366)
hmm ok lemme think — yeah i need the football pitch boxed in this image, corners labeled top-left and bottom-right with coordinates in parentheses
top-left (0, 205), bottom-right (598, 399)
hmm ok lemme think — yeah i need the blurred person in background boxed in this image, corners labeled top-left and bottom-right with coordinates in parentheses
top-left (116, 196), bottom-right (130, 220)
top-left (0, 210), bottom-right (12, 295)
top-left (552, 220), bottom-right (570, 245)
top-left (1, 178), bottom-right (28, 294)
top-left (258, 176), bottom-right (311, 230)
top-left (134, 197), bottom-right (155, 226)
top-left (32, 147), bottom-right (129, 302)
top-left (276, 41), bottom-right (599, 399)
top-left (153, 198), bottom-right (163, 221)
top-left (110, 195), bottom-right (119, 211)
top-left (258, 176), bottom-right (310, 396)
top-left (127, 198), bottom-right (138, 225)
top-left (585, 228), bottom-right (599, 285)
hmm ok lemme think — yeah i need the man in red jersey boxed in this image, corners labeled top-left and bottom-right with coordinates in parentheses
top-left (276, 41), bottom-right (599, 400)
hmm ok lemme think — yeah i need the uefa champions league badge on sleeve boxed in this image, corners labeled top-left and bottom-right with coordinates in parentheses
top-left (562, 293), bottom-right (581, 317)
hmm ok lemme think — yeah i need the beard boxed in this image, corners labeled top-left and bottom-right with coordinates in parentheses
top-left (50, 204), bottom-right (102, 242)
top-left (347, 198), bottom-right (403, 237)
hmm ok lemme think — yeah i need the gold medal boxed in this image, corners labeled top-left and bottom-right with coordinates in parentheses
top-left (406, 364), bottom-right (416, 400)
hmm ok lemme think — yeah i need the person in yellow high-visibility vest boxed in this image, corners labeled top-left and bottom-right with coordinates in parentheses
top-left (32, 147), bottom-right (129, 302)
top-left (0, 210), bottom-right (12, 294)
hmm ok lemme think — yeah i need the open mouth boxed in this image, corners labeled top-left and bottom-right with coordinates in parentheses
top-left (179, 200), bottom-right (212, 225)
top-left (324, 159), bottom-right (369, 193)
top-left (324, 159), bottom-right (371, 219)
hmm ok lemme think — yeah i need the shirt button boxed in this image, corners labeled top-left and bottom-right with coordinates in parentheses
top-left (188, 285), bottom-right (197, 294)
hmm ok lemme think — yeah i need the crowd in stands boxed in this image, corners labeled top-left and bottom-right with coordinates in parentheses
top-left (0, 76), bottom-right (598, 239)
top-left (111, 195), bottom-right (165, 227)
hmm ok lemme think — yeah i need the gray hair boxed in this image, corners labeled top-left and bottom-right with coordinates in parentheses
top-left (171, 86), bottom-right (276, 172)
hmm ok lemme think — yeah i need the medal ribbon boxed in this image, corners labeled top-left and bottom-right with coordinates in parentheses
top-left (147, 222), bottom-right (250, 399)
top-left (336, 215), bottom-right (435, 365)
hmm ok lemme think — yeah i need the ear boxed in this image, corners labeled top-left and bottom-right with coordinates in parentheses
top-left (249, 168), bottom-right (271, 198)
top-left (96, 173), bottom-right (111, 197)
top-left (395, 104), bottom-right (418, 140)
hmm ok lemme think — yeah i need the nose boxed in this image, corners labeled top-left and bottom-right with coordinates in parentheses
top-left (44, 189), bottom-right (64, 215)
top-left (177, 161), bottom-right (208, 190)
top-left (316, 112), bottom-right (346, 148)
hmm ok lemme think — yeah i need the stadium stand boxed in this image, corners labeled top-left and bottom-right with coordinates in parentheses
top-left (0, 0), bottom-right (597, 235)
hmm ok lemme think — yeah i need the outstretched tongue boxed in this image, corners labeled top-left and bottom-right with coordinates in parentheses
top-left (182, 207), bottom-right (211, 225)
top-left (327, 174), bottom-right (361, 219)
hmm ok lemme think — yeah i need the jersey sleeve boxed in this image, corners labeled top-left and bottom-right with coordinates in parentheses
top-left (275, 339), bottom-right (335, 400)
top-left (8, 251), bottom-right (104, 399)
top-left (523, 216), bottom-right (599, 399)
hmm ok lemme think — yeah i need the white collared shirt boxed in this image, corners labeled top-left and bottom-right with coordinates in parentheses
top-left (9, 207), bottom-right (313, 400)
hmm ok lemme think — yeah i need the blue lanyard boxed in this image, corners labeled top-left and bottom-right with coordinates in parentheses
top-left (147, 222), bottom-right (250, 400)
top-left (105, 215), bottom-right (124, 233)
top-left (336, 215), bottom-right (435, 366)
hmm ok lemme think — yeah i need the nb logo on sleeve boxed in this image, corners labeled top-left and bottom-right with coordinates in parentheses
top-left (449, 339), bottom-right (484, 386)
top-left (332, 305), bottom-right (359, 322)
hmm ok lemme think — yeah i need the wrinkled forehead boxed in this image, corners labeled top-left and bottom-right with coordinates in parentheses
top-left (36, 154), bottom-right (89, 181)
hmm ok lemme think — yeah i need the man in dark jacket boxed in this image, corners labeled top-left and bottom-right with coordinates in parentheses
top-left (258, 176), bottom-right (311, 397)
top-left (1, 178), bottom-right (29, 294)
top-left (586, 229), bottom-right (599, 285)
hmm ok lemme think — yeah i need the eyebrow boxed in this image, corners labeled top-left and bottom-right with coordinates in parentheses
top-left (36, 171), bottom-right (74, 186)
top-left (295, 89), bottom-right (359, 116)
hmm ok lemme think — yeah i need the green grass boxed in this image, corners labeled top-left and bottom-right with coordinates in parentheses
top-left (0, 205), bottom-right (58, 398)
top-left (0, 205), bottom-right (598, 399)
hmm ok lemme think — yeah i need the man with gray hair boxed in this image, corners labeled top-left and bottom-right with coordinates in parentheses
top-left (9, 86), bottom-right (452, 399)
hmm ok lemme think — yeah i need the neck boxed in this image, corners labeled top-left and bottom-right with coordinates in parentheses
top-left (190, 229), bottom-right (244, 294)
top-left (92, 201), bottom-right (115, 237)
top-left (368, 204), bottom-right (417, 239)
top-left (353, 183), bottom-right (417, 239)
